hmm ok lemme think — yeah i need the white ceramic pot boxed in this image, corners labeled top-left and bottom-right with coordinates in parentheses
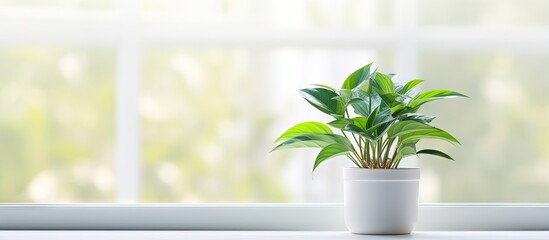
top-left (343, 167), bottom-right (420, 235)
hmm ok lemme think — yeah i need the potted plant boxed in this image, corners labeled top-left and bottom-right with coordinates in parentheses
top-left (273, 63), bottom-right (466, 234)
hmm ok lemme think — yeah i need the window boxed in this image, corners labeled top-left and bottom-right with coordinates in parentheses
top-left (1, 0), bottom-right (548, 205)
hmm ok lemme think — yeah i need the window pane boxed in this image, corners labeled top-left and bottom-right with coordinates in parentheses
top-left (2, 0), bottom-right (548, 205)
top-left (141, 0), bottom-right (393, 29)
top-left (417, 53), bottom-right (549, 202)
top-left (419, 0), bottom-right (549, 26)
top-left (0, 0), bottom-right (115, 10)
top-left (0, 47), bottom-right (115, 202)
top-left (140, 48), bottom-right (393, 202)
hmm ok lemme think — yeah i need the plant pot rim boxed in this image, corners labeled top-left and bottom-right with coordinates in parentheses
top-left (343, 167), bottom-right (419, 170)
top-left (343, 167), bottom-right (420, 180)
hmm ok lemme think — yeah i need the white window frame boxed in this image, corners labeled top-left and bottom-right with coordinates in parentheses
top-left (1, 0), bottom-right (549, 231)
top-left (1, 204), bottom-right (549, 230)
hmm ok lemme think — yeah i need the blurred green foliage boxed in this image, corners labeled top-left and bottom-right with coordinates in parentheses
top-left (140, 49), bottom-right (289, 202)
top-left (0, 48), bottom-right (115, 202)
top-left (418, 53), bottom-right (549, 202)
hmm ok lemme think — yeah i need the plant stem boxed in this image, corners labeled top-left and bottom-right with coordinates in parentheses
top-left (338, 125), bottom-right (364, 168)
top-left (357, 136), bottom-right (363, 159)
top-left (362, 139), bottom-right (371, 167)
top-left (383, 138), bottom-right (395, 168)
top-left (390, 140), bottom-right (400, 168)
top-left (350, 133), bottom-right (360, 152)
top-left (352, 150), bottom-right (362, 165)
top-left (368, 142), bottom-right (375, 167)
top-left (377, 139), bottom-right (383, 167)
top-left (343, 110), bottom-right (363, 163)
top-left (347, 154), bottom-right (361, 168)
top-left (379, 137), bottom-right (387, 166)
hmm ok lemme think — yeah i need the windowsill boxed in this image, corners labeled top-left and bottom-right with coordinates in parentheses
top-left (2, 231), bottom-right (549, 240)
top-left (2, 204), bottom-right (549, 231)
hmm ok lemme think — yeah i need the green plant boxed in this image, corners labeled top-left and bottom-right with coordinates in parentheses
top-left (273, 63), bottom-right (467, 171)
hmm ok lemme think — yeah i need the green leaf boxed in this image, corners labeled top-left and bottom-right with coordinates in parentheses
top-left (379, 92), bottom-right (402, 107)
top-left (356, 79), bottom-right (372, 94)
top-left (391, 105), bottom-right (416, 117)
top-left (388, 120), bottom-right (439, 137)
top-left (372, 72), bottom-right (395, 95)
top-left (350, 98), bottom-right (370, 117)
top-left (416, 89), bottom-right (468, 100)
top-left (388, 120), bottom-right (460, 144)
top-left (401, 114), bottom-right (436, 123)
top-left (396, 79), bottom-right (424, 94)
top-left (341, 63), bottom-right (373, 89)
top-left (343, 124), bottom-right (375, 141)
top-left (397, 143), bottom-right (417, 160)
top-left (400, 129), bottom-right (459, 145)
top-left (273, 134), bottom-right (351, 151)
top-left (344, 116), bottom-right (395, 141)
top-left (368, 119), bottom-right (395, 139)
top-left (310, 84), bottom-right (336, 92)
top-left (338, 89), bottom-right (353, 99)
top-left (275, 121), bottom-right (333, 143)
top-left (417, 149), bottom-right (454, 160)
top-left (365, 106), bottom-right (379, 129)
top-left (327, 119), bottom-right (351, 129)
top-left (313, 144), bottom-right (351, 172)
top-left (300, 88), bottom-right (343, 117)
top-left (390, 103), bottom-right (406, 115)
top-left (349, 90), bottom-right (381, 117)
top-left (368, 105), bottom-right (394, 136)
top-left (351, 117), bottom-right (367, 130)
top-left (409, 89), bottom-right (468, 109)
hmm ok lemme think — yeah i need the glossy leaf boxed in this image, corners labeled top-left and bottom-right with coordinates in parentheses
top-left (396, 79), bottom-right (424, 94)
top-left (313, 144), bottom-right (351, 172)
top-left (397, 143), bottom-right (417, 160)
top-left (344, 124), bottom-right (375, 141)
top-left (341, 63), bottom-right (373, 89)
top-left (356, 79), bottom-right (372, 94)
top-left (275, 121), bottom-right (333, 143)
top-left (401, 114), bottom-right (436, 123)
top-left (310, 84), bottom-right (336, 92)
top-left (390, 103), bottom-right (405, 111)
top-left (351, 117), bottom-right (367, 131)
top-left (273, 133), bottom-right (351, 151)
top-left (401, 129), bottom-right (459, 145)
top-left (369, 105), bottom-right (393, 135)
top-left (388, 120), bottom-right (440, 137)
top-left (367, 118), bottom-right (395, 139)
top-left (327, 119), bottom-right (351, 129)
top-left (372, 72), bottom-right (395, 95)
top-left (365, 106), bottom-right (379, 129)
top-left (349, 90), bottom-right (381, 117)
top-left (388, 120), bottom-right (460, 144)
top-left (333, 89), bottom-right (353, 107)
top-left (300, 88), bottom-right (343, 117)
top-left (417, 149), bottom-right (454, 160)
top-left (344, 117), bottom-right (395, 141)
top-left (379, 93), bottom-right (402, 108)
top-left (409, 89), bottom-right (468, 109)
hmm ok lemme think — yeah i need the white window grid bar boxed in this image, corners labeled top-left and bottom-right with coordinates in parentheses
top-left (114, 39), bottom-right (141, 203)
top-left (113, 0), bottom-right (141, 203)
top-left (0, 12), bottom-right (548, 49)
